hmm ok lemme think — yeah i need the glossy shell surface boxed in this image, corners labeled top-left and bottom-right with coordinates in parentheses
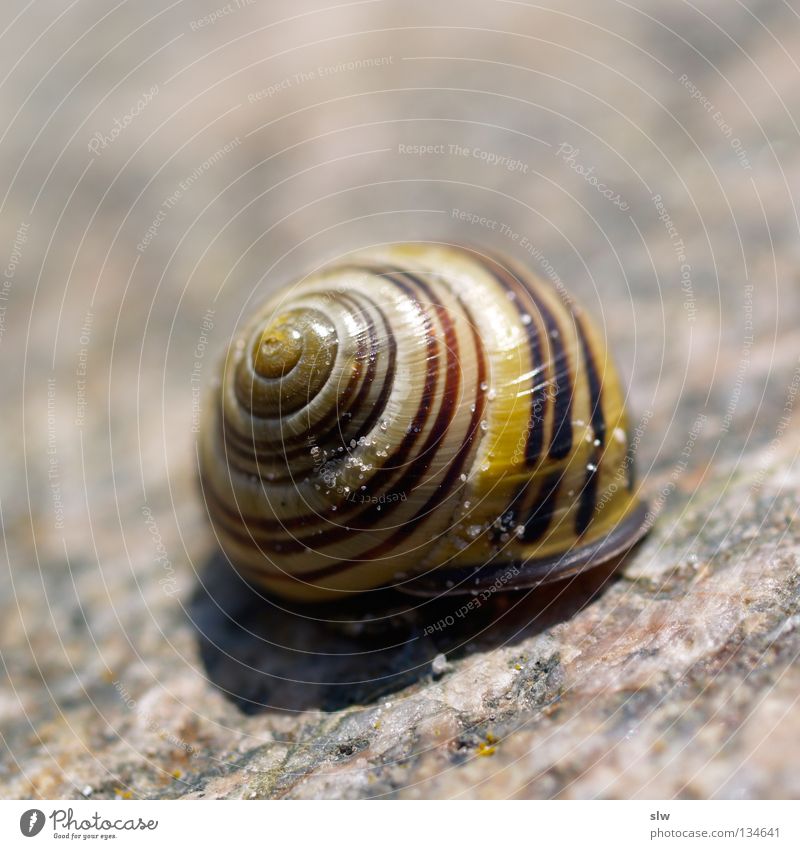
top-left (199, 244), bottom-right (648, 601)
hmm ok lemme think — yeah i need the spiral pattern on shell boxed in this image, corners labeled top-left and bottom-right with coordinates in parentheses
top-left (199, 244), bottom-right (648, 602)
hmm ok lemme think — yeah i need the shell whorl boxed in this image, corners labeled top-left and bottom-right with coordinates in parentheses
top-left (199, 244), bottom-right (648, 601)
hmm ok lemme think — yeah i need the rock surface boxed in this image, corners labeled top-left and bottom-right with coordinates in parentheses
top-left (1, 0), bottom-right (799, 799)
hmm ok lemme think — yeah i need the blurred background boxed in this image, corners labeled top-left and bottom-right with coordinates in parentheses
top-left (1, 0), bottom-right (800, 800)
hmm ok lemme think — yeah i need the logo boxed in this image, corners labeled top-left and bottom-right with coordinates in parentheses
top-left (20, 810), bottom-right (45, 837)
top-left (16, 807), bottom-right (160, 838)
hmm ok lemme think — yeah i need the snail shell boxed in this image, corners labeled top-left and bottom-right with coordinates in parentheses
top-left (199, 244), bottom-right (649, 602)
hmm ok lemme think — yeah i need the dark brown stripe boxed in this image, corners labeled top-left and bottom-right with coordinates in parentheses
top-left (232, 297), bottom-right (359, 424)
top-left (358, 268), bottom-right (487, 553)
top-left (283, 267), bottom-right (455, 541)
top-left (222, 265), bottom-right (487, 584)
top-left (206, 268), bottom-right (441, 544)
top-left (574, 313), bottom-right (605, 536)
top-left (232, 313), bottom-right (339, 420)
top-left (222, 292), bottom-right (396, 479)
top-left (338, 293), bottom-right (398, 445)
top-left (403, 499), bottom-right (651, 596)
top-left (496, 467), bottom-right (563, 548)
top-left (249, 291), bottom-right (380, 463)
top-left (520, 472), bottom-right (563, 543)
top-left (626, 451), bottom-right (636, 492)
top-left (278, 292), bottom-right (397, 454)
top-left (469, 252), bottom-right (546, 465)
top-left (289, 291), bottom-right (373, 439)
top-left (473, 251), bottom-right (573, 463)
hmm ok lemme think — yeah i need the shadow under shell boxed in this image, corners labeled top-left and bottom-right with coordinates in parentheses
top-left (188, 550), bottom-right (630, 715)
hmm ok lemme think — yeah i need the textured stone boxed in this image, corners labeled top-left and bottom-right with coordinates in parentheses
top-left (1, 0), bottom-right (799, 800)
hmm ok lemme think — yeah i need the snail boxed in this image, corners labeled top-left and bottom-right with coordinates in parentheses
top-left (198, 243), bottom-right (649, 602)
